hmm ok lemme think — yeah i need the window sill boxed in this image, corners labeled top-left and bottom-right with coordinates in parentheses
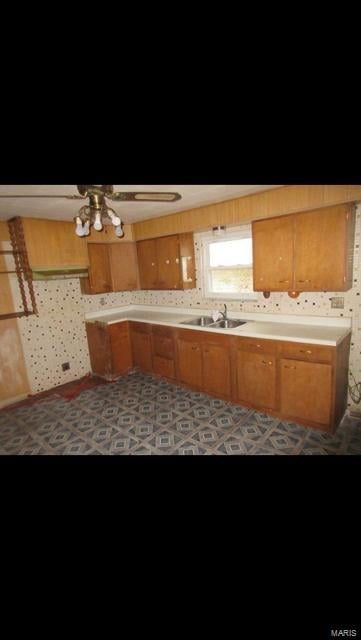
top-left (202, 292), bottom-right (258, 301)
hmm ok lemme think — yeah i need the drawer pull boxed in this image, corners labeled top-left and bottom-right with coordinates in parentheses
top-left (298, 279), bottom-right (311, 283)
top-left (284, 365), bottom-right (296, 370)
top-left (262, 360), bottom-right (273, 365)
top-left (278, 280), bottom-right (289, 283)
top-left (191, 346), bottom-right (199, 351)
top-left (299, 349), bottom-right (312, 354)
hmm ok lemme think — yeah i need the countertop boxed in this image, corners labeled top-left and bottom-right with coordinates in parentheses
top-left (84, 305), bottom-right (352, 346)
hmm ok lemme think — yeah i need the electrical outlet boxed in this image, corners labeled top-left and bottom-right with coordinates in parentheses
top-left (331, 297), bottom-right (344, 309)
top-left (62, 362), bottom-right (70, 371)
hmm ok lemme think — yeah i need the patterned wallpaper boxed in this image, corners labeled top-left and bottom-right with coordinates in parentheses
top-left (12, 205), bottom-right (361, 414)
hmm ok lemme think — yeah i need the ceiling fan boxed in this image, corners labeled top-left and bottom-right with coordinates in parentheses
top-left (0, 185), bottom-right (182, 238)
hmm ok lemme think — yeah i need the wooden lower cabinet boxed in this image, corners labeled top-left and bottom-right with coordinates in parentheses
top-left (85, 319), bottom-right (351, 433)
top-left (151, 325), bottom-right (175, 379)
top-left (130, 323), bottom-right (153, 372)
top-left (236, 350), bottom-right (277, 410)
top-left (176, 335), bottom-right (203, 388)
top-left (279, 358), bottom-right (332, 426)
top-left (202, 342), bottom-right (232, 400)
top-left (86, 321), bottom-right (132, 380)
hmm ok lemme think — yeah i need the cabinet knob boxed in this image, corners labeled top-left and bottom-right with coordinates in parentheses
top-left (165, 259), bottom-right (170, 264)
top-left (175, 258), bottom-right (180, 264)
top-left (151, 262), bottom-right (155, 266)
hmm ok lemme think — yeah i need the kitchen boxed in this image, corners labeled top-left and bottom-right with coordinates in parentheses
top-left (0, 184), bottom-right (360, 455)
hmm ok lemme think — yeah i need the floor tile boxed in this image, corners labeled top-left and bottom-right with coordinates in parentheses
top-left (1, 371), bottom-right (360, 455)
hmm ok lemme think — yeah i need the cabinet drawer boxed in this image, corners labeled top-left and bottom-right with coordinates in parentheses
top-left (277, 341), bottom-right (334, 364)
top-left (130, 321), bottom-right (151, 334)
top-left (153, 356), bottom-right (175, 379)
top-left (153, 335), bottom-right (174, 359)
top-left (236, 337), bottom-right (277, 355)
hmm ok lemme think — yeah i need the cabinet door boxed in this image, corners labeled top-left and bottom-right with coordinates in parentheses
top-left (280, 358), bottom-right (332, 425)
top-left (86, 322), bottom-right (112, 377)
top-left (176, 338), bottom-right (202, 388)
top-left (202, 343), bottom-right (232, 399)
top-left (252, 216), bottom-right (294, 291)
top-left (108, 243), bottom-right (139, 291)
top-left (294, 205), bottom-right (350, 291)
top-left (156, 235), bottom-right (181, 289)
top-left (109, 323), bottom-right (132, 374)
top-left (236, 351), bottom-right (277, 410)
top-left (88, 244), bottom-right (112, 293)
top-left (136, 239), bottom-right (158, 289)
top-left (131, 331), bottom-right (153, 372)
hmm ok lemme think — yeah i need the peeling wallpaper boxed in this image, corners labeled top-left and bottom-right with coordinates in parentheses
top-left (11, 205), bottom-right (361, 414)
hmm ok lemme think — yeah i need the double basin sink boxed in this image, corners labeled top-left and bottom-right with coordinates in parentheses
top-left (180, 316), bottom-right (249, 330)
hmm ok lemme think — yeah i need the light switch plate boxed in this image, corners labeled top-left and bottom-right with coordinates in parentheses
top-left (331, 297), bottom-right (344, 309)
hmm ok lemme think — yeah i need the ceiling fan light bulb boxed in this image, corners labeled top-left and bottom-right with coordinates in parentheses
top-left (83, 220), bottom-right (90, 236)
top-left (107, 208), bottom-right (121, 226)
top-left (93, 212), bottom-right (103, 231)
top-left (115, 225), bottom-right (124, 238)
top-left (75, 217), bottom-right (85, 237)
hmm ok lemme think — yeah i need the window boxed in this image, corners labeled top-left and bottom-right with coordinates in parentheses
top-left (199, 225), bottom-right (257, 300)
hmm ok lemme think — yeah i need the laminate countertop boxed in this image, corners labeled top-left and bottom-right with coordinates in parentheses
top-left (85, 305), bottom-right (352, 347)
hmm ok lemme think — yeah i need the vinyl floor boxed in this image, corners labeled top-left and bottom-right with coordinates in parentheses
top-left (0, 371), bottom-right (360, 455)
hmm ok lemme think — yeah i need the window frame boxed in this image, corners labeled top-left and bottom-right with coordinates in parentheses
top-left (198, 225), bottom-right (258, 301)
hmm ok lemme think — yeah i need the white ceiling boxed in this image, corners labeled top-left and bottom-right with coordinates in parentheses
top-left (0, 185), bottom-right (283, 224)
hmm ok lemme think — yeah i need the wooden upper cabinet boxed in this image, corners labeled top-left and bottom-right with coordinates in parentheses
top-left (22, 218), bottom-right (88, 268)
top-left (294, 205), bottom-right (353, 291)
top-left (252, 204), bottom-right (355, 293)
top-left (136, 233), bottom-right (196, 290)
top-left (252, 216), bottom-right (294, 291)
top-left (88, 244), bottom-right (112, 293)
top-left (84, 242), bottom-right (139, 294)
top-left (108, 243), bottom-right (139, 292)
top-left (156, 235), bottom-right (182, 289)
top-left (136, 239), bottom-right (158, 289)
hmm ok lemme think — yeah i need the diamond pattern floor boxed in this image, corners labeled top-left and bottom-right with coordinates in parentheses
top-left (1, 371), bottom-right (361, 455)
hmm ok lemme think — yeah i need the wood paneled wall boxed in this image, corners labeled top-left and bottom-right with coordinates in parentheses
top-left (0, 222), bottom-right (30, 405)
top-left (133, 185), bottom-right (361, 240)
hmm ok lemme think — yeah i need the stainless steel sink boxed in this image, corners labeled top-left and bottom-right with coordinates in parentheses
top-left (180, 316), bottom-right (214, 327)
top-left (180, 316), bottom-right (248, 329)
top-left (210, 319), bottom-right (247, 329)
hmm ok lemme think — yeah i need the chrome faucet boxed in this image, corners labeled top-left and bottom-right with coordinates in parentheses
top-left (220, 304), bottom-right (228, 320)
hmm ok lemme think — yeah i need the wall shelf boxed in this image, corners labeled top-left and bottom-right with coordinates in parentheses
top-left (0, 217), bottom-right (37, 320)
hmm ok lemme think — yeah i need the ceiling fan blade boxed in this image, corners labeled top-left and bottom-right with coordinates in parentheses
top-left (109, 192), bottom-right (182, 202)
top-left (0, 194), bottom-right (85, 199)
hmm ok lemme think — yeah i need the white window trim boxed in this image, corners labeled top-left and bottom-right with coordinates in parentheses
top-left (198, 225), bottom-right (258, 301)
